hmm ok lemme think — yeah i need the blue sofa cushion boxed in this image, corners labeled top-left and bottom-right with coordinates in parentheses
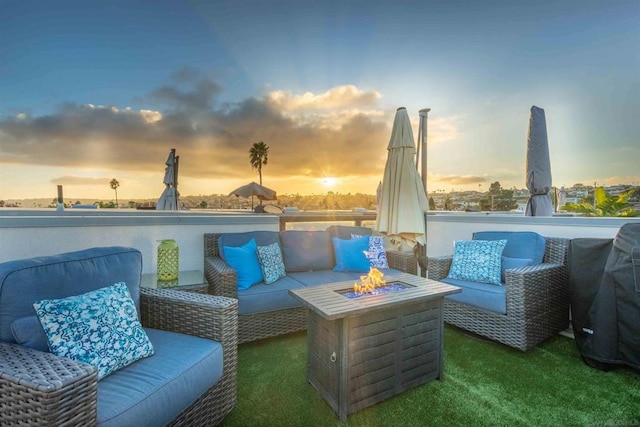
top-left (11, 315), bottom-right (49, 352)
top-left (441, 277), bottom-right (507, 314)
top-left (332, 236), bottom-right (371, 272)
top-left (0, 247), bottom-right (142, 345)
top-left (326, 225), bottom-right (372, 240)
top-left (218, 231), bottom-right (281, 260)
top-left (447, 240), bottom-right (507, 286)
top-left (237, 275), bottom-right (307, 315)
top-left (33, 282), bottom-right (154, 380)
top-left (280, 231), bottom-right (334, 272)
top-left (473, 231), bottom-right (546, 265)
top-left (97, 328), bottom-right (223, 427)
top-left (501, 256), bottom-right (534, 282)
top-left (223, 239), bottom-right (263, 290)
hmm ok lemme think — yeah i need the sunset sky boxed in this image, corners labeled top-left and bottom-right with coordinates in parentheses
top-left (1, 0), bottom-right (638, 202)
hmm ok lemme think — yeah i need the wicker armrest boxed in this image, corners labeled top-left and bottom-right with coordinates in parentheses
top-left (426, 256), bottom-right (454, 280)
top-left (386, 250), bottom-right (417, 275)
top-left (504, 262), bottom-right (569, 311)
top-left (205, 256), bottom-right (239, 299)
top-left (140, 288), bottom-right (237, 345)
top-left (0, 342), bottom-right (98, 425)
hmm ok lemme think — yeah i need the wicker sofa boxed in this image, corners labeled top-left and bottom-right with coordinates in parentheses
top-left (0, 247), bottom-right (238, 426)
top-left (204, 225), bottom-right (416, 343)
top-left (426, 232), bottom-right (570, 351)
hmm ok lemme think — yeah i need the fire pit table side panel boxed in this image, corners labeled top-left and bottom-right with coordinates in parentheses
top-left (306, 298), bottom-right (446, 421)
top-left (306, 313), bottom-right (341, 414)
top-left (345, 299), bottom-right (443, 415)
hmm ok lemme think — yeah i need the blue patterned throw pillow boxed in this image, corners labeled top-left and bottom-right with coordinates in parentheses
top-left (33, 282), bottom-right (154, 380)
top-left (352, 234), bottom-right (389, 269)
top-left (447, 239), bottom-right (507, 285)
top-left (257, 242), bottom-right (286, 285)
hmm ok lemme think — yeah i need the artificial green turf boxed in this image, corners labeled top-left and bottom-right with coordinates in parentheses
top-left (221, 326), bottom-right (639, 426)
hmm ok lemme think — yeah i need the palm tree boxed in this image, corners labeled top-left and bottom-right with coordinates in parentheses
top-left (249, 141), bottom-right (269, 185)
top-left (110, 178), bottom-right (120, 208)
top-left (561, 187), bottom-right (639, 217)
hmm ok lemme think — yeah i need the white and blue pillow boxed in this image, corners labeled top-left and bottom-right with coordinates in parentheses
top-left (33, 282), bottom-right (154, 380)
top-left (352, 234), bottom-right (389, 269)
top-left (447, 239), bottom-right (507, 285)
top-left (257, 242), bottom-right (286, 285)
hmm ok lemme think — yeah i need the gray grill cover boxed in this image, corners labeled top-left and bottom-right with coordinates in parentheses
top-left (568, 223), bottom-right (640, 370)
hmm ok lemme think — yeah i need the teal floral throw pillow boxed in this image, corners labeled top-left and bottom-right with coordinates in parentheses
top-left (33, 282), bottom-right (154, 380)
top-left (257, 242), bottom-right (286, 285)
top-left (447, 239), bottom-right (507, 285)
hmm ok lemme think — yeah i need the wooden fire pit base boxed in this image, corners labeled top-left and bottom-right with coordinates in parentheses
top-left (290, 273), bottom-right (460, 421)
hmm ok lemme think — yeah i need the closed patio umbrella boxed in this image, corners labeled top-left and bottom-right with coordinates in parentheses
top-left (375, 107), bottom-right (429, 248)
top-left (525, 106), bottom-right (553, 216)
top-left (229, 182), bottom-right (277, 209)
top-left (157, 148), bottom-right (179, 210)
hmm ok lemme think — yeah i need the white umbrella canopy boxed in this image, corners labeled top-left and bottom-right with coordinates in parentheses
top-left (157, 149), bottom-right (179, 210)
top-left (524, 106), bottom-right (553, 216)
top-left (375, 107), bottom-right (429, 248)
top-left (229, 182), bottom-right (277, 209)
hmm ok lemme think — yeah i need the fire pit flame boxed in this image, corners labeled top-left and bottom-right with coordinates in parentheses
top-left (354, 268), bottom-right (386, 294)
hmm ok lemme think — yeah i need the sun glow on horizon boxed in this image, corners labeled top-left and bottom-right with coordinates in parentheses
top-left (319, 177), bottom-right (339, 188)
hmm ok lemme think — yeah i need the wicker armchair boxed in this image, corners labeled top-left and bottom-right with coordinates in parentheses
top-left (0, 288), bottom-right (238, 426)
top-left (427, 237), bottom-right (570, 351)
top-left (204, 230), bottom-right (416, 344)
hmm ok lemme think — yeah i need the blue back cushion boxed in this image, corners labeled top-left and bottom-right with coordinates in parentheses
top-left (473, 231), bottom-right (546, 265)
top-left (218, 231), bottom-right (281, 260)
top-left (326, 225), bottom-right (372, 240)
top-left (280, 231), bottom-right (334, 272)
top-left (0, 247), bottom-right (142, 345)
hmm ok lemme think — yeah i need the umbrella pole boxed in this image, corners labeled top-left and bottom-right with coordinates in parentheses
top-left (418, 108), bottom-right (431, 277)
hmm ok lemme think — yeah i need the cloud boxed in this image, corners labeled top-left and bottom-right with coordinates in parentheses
top-left (267, 85), bottom-right (381, 111)
top-left (149, 67), bottom-right (222, 112)
top-left (0, 73), bottom-right (395, 189)
top-left (429, 115), bottom-right (462, 145)
top-left (433, 175), bottom-right (488, 186)
top-left (51, 176), bottom-right (114, 186)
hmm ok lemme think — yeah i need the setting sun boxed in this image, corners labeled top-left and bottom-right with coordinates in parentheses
top-left (320, 177), bottom-right (338, 187)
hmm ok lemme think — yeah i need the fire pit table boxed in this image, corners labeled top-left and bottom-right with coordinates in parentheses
top-left (289, 272), bottom-right (461, 421)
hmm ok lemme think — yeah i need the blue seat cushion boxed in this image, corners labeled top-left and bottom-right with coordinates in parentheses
top-left (441, 277), bottom-right (507, 314)
top-left (218, 231), bottom-right (281, 260)
top-left (237, 275), bottom-right (307, 315)
top-left (97, 328), bottom-right (223, 427)
top-left (473, 231), bottom-right (546, 265)
top-left (280, 231), bottom-right (334, 272)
